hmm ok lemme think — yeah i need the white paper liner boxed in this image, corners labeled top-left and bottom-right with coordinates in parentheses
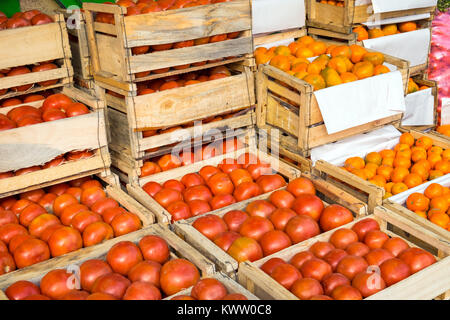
top-left (252, 0), bottom-right (305, 35)
top-left (402, 88), bottom-right (435, 126)
top-left (371, 0), bottom-right (437, 13)
top-left (362, 29), bottom-right (431, 67)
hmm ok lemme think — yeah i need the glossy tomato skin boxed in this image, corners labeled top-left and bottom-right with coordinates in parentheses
top-left (40, 269), bottom-right (73, 300)
top-left (37, 193), bottom-right (57, 213)
top-left (291, 278), bottom-right (324, 300)
top-left (91, 198), bottom-right (119, 216)
top-left (19, 203), bottom-right (46, 227)
top-left (345, 242), bottom-right (370, 257)
top-left (91, 272), bottom-right (131, 299)
top-left (319, 205), bottom-right (353, 232)
top-left (102, 207), bottom-right (126, 225)
top-left (352, 271), bottom-right (386, 298)
top-left (382, 237), bottom-right (410, 257)
top-left (331, 284), bottom-right (362, 300)
top-left (80, 259), bottom-right (112, 292)
top-left (259, 230), bottom-right (292, 256)
top-left (142, 181), bottom-right (162, 197)
top-left (0, 252), bottom-right (16, 274)
top-left (86, 292), bottom-right (117, 300)
top-left (9, 234), bottom-right (34, 254)
top-left (82, 222), bottom-right (114, 247)
top-left (329, 228), bottom-right (359, 250)
top-left (323, 249), bottom-right (348, 271)
top-left (159, 259), bottom-right (200, 296)
top-left (183, 185), bottom-right (213, 202)
top-left (291, 194), bottom-right (324, 221)
top-left (322, 273), bottom-right (350, 296)
top-left (300, 258), bottom-right (332, 282)
top-left (191, 278), bottom-right (227, 300)
top-left (222, 293), bottom-right (248, 300)
top-left (193, 214), bottom-right (228, 240)
top-left (0, 210), bottom-right (18, 226)
top-left (71, 211), bottom-right (102, 233)
top-left (227, 237), bottom-right (263, 263)
top-left (365, 249), bottom-right (394, 266)
top-left (398, 248), bottom-right (436, 274)
top-left (245, 200), bottom-right (276, 219)
top-left (270, 263), bottom-right (302, 290)
top-left (269, 208), bottom-right (296, 230)
top-left (53, 194), bottom-right (78, 217)
top-left (48, 227), bottom-right (83, 257)
top-left (256, 174), bottom-right (286, 193)
top-left (110, 212), bottom-right (142, 236)
top-left (364, 230), bottom-right (389, 250)
top-left (163, 180), bottom-right (185, 193)
top-left (210, 194), bottom-right (236, 210)
top-left (80, 187), bottom-right (107, 207)
top-left (167, 201), bottom-right (192, 222)
top-left (222, 210), bottom-right (248, 232)
top-left (260, 257), bottom-right (286, 275)
top-left (106, 241), bottom-right (143, 276)
top-left (289, 251), bottom-right (314, 269)
top-left (13, 238), bottom-right (50, 268)
top-left (61, 290), bottom-right (90, 300)
top-left (285, 215), bottom-right (320, 244)
top-left (238, 216), bottom-right (274, 241)
top-left (139, 235), bottom-right (170, 264)
top-left (60, 204), bottom-right (88, 226)
top-left (187, 200), bottom-right (211, 217)
top-left (336, 255), bottom-right (369, 281)
top-left (351, 218), bottom-right (380, 241)
top-left (213, 231), bottom-right (240, 252)
top-left (123, 281), bottom-right (162, 300)
top-left (207, 172), bottom-right (234, 196)
top-left (269, 190), bottom-right (295, 209)
top-left (0, 223), bottom-right (28, 245)
top-left (128, 261), bottom-right (161, 287)
top-left (309, 241), bottom-right (335, 259)
top-left (5, 280), bottom-right (40, 300)
top-left (287, 177), bottom-right (316, 197)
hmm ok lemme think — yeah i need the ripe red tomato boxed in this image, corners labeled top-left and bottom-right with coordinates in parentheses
top-left (80, 187), bottom-right (106, 208)
top-left (364, 230), bottom-right (389, 250)
top-left (123, 281), bottom-right (162, 300)
top-left (22, 10), bottom-right (41, 20)
top-left (382, 237), bottom-right (410, 257)
top-left (285, 215), bottom-right (320, 244)
top-left (259, 230), bottom-right (292, 256)
top-left (65, 187), bottom-right (82, 201)
top-left (107, 241), bottom-right (143, 276)
top-left (191, 278), bottom-right (228, 300)
top-left (213, 231), bottom-right (240, 252)
top-left (20, 188), bottom-right (45, 202)
top-left (227, 237), bottom-right (263, 262)
top-left (153, 188), bottom-right (183, 208)
top-left (139, 235), bottom-right (170, 264)
top-left (8, 234), bottom-right (33, 254)
top-left (5, 280), bottom-right (40, 300)
top-left (170, 294), bottom-right (195, 300)
top-left (270, 263), bottom-right (302, 290)
top-left (53, 194), bottom-right (78, 217)
top-left (223, 293), bottom-right (248, 300)
top-left (42, 156), bottom-right (65, 169)
top-left (345, 241), bottom-right (370, 257)
top-left (193, 214), bottom-right (228, 240)
top-left (222, 210), bottom-right (248, 232)
top-left (110, 212), bottom-right (142, 236)
top-left (322, 273), bottom-right (350, 296)
top-left (256, 174), bottom-right (286, 193)
top-left (60, 204), bottom-right (88, 226)
top-left (32, 63), bottom-right (58, 86)
top-left (245, 200), bottom-right (276, 219)
top-left (269, 208), bottom-right (296, 230)
top-left (8, 66), bottom-right (32, 91)
top-left (351, 218), bottom-right (380, 241)
top-left (210, 194), bottom-right (236, 210)
top-left (160, 258), bottom-right (200, 296)
top-left (65, 102), bottom-right (90, 117)
top-left (187, 200), bottom-right (211, 216)
top-left (336, 255), bottom-right (369, 281)
top-left (157, 154), bottom-right (182, 171)
top-left (291, 194), bottom-right (324, 221)
top-left (19, 203), bottom-right (46, 227)
top-left (233, 181), bottom-right (263, 201)
top-left (92, 272), bottom-right (131, 299)
top-left (329, 228), bottom-right (358, 250)
top-left (1, 197), bottom-right (17, 210)
top-left (309, 241), bottom-right (335, 259)
top-left (319, 205), bottom-right (353, 232)
top-left (42, 93), bottom-right (73, 113)
top-left (142, 181), bottom-right (162, 197)
top-left (39, 225), bottom-right (64, 243)
top-left (229, 168), bottom-right (253, 187)
top-left (365, 248), bottom-right (394, 266)
top-left (71, 211), bottom-right (102, 233)
top-left (82, 222), bottom-right (114, 247)
top-left (331, 284), bottom-right (362, 300)
top-left (48, 226), bottom-right (83, 257)
top-left (163, 180), bottom-right (185, 193)
top-left (291, 278), bottom-right (324, 300)
top-left (80, 180), bottom-right (102, 190)
top-left (167, 201), bottom-right (192, 222)
top-left (0, 239), bottom-right (7, 253)
top-left (287, 177), bottom-right (316, 197)
top-left (398, 247), bottom-right (436, 274)
top-left (61, 290), bottom-right (89, 300)
top-left (289, 251), bottom-right (314, 269)
top-left (7, 105), bottom-right (41, 123)
top-left (0, 115), bottom-right (16, 131)
top-left (199, 166), bottom-right (221, 181)
top-left (37, 193), bottom-right (57, 213)
top-left (218, 158), bottom-right (242, 173)
top-left (40, 269), bottom-right (73, 300)
top-left (180, 173), bottom-right (205, 188)
top-left (128, 261), bottom-right (161, 287)
top-left (80, 259), bottom-right (113, 292)
top-left (28, 213), bottom-right (60, 238)
top-left (0, 252), bottom-right (16, 274)
top-left (0, 223), bottom-right (28, 245)
top-left (140, 162), bottom-right (161, 177)
top-left (31, 13), bottom-right (53, 25)
top-left (247, 163), bottom-right (272, 180)
top-left (0, 209), bottom-right (18, 227)
top-left (300, 258), bottom-right (332, 281)
top-left (260, 257), bottom-right (286, 275)
top-left (86, 292), bottom-right (118, 300)
top-left (15, 166), bottom-right (42, 175)
top-left (183, 185), bottom-right (213, 202)
top-left (380, 258), bottom-right (411, 286)
top-left (239, 216), bottom-right (274, 241)
top-left (352, 271), bottom-right (386, 298)
top-left (269, 190), bottom-right (295, 209)
top-left (90, 198), bottom-right (119, 216)
top-left (207, 172), bottom-right (234, 196)
top-left (11, 199), bottom-right (32, 215)
top-left (13, 238), bottom-right (50, 268)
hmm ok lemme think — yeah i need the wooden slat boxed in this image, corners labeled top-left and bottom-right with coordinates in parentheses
top-left (0, 67), bottom-right (73, 91)
top-left (254, 28), bottom-right (307, 47)
top-left (266, 95), bottom-right (299, 137)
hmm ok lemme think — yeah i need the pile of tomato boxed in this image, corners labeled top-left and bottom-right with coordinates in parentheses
top-left (0, 93), bottom-right (49, 108)
top-left (142, 153), bottom-right (291, 221)
top-left (192, 177), bottom-right (354, 262)
top-left (0, 176), bottom-right (142, 275)
top-left (3, 235), bottom-right (246, 300)
top-left (261, 218), bottom-right (436, 300)
top-left (0, 10), bottom-right (53, 30)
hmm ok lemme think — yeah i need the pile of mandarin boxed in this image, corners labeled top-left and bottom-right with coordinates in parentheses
top-left (353, 21), bottom-right (419, 41)
top-left (406, 182), bottom-right (450, 231)
top-left (318, 0), bottom-right (345, 7)
top-left (407, 77), bottom-right (430, 94)
top-left (436, 125), bottom-right (450, 137)
top-left (254, 36), bottom-right (387, 91)
top-left (343, 132), bottom-right (450, 197)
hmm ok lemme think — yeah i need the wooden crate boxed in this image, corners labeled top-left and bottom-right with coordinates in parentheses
top-left (163, 271), bottom-right (259, 300)
top-left (82, 1), bottom-right (253, 88)
top-left (313, 129), bottom-right (450, 214)
top-left (256, 59), bottom-right (408, 156)
top-left (0, 14), bottom-right (73, 101)
top-left (173, 171), bottom-right (368, 276)
top-left (0, 224), bottom-right (214, 300)
top-left (0, 85), bottom-right (110, 198)
top-left (237, 206), bottom-right (450, 300)
top-left (127, 142), bottom-right (306, 225)
top-left (305, 0), bottom-right (437, 34)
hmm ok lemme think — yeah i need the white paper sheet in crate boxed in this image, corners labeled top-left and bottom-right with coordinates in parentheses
top-left (389, 174), bottom-right (450, 204)
top-left (310, 125), bottom-right (401, 166)
top-left (314, 71), bottom-right (405, 135)
top-left (252, 0), bottom-right (305, 35)
top-left (370, 0), bottom-right (437, 13)
top-left (363, 29), bottom-right (431, 67)
top-left (402, 88), bottom-right (435, 126)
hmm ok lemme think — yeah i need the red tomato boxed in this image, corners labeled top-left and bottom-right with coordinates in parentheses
top-left (31, 14), bottom-right (53, 25)
top-left (167, 201), bottom-right (192, 222)
top-left (180, 173), bottom-right (205, 188)
top-left (107, 241), bottom-right (143, 276)
top-left (170, 295), bottom-right (195, 300)
top-left (183, 185), bottom-right (213, 202)
top-left (86, 292), bottom-right (117, 300)
top-left (48, 227), bottom-right (83, 257)
top-left (140, 162), bottom-right (161, 177)
top-left (7, 66), bottom-right (32, 91)
top-left (28, 213), bottom-right (60, 238)
top-left (80, 187), bottom-right (106, 208)
top-left (40, 269), bottom-right (73, 299)
top-left (61, 290), bottom-right (89, 300)
top-left (239, 216), bottom-right (274, 241)
top-left (329, 228), bottom-right (358, 250)
top-left (270, 263), bottom-right (302, 290)
top-left (351, 218), bottom-right (380, 241)
top-left (285, 215), bottom-right (320, 244)
top-left (345, 242), bottom-right (370, 257)
top-left (227, 237), bottom-right (263, 262)
top-left (247, 163), bottom-right (272, 180)
top-left (153, 188), bottom-right (183, 208)
top-left (7, 105), bottom-right (41, 123)
top-left (139, 235), bottom-right (170, 264)
top-left (0, 252), bottom-right (16, 274)
top-left (269, 190), bottom-right (295, 209)
top-left (53, 194), bottom-right (78, 217)
top-left (199, 165), bottom-right (221, 181)
top-left (8, 234), bottom-right (34, 254)
top-left (0, 210), bottom-right (18, 227)
top-left (309, 241), bottom-right (335, 259)
top-left (110, 212), bottom-right (141, 236)
top-left (380, 258), bottom-right (411, 286)
top-left (207, 172), bottom-right (234, 196)
top-left (5, 280), bottom-right (41, 300)
top-left (336, 255), bottom-right (369, 281)
top-left (123, 281), bottom-right (162, 300)
top-left (365, 248), bottom-right (395, 266)
top-left (163, 180), bottom-right (185, 193)
top-left (210, 194), bottom-right (236, 210)
top-left (0, 223), bottom-right (28, 245)
top-left (233, 181), bottom-right (263, 201)
top-left (60, 204), bottom-right (88, 226)
top-left (222, 210), bottom-right (248, 232)
top-left (71, 211), bottom-right (102, 233)
top-left (193, 214), bottom-right (228, 240)
top-left (187, 200), bottom-right (211, 216)
top-left (291, 194), bottom-right (324, 221)
top-left (218, 158), bottom-right (242, 173)
top-left (0, 115), bottom-right (16, 131)
top-left (91, 273), bottom-right (131, 299)
top-left (1, 197), bottom-right (17, 210)
top-left (352, 271), bottom-right (386, 298)
top-left (382, 237), bottom-right (410, 257)
top-left (10, 199), bottom-right (32, 216)
top-left (213, 231), bottom-right (243, 252)
top-left (269, 208), bottom-right (296, 230)
top-left (260, 257), bottom-right (286, 275)
top-left (229, 168), bottom-right (253, 187)
top-left (81, 180), bottom-right (102, 191)
top-left (287, 177), bottom-right (316, 197)
top-left (13, 238), bottom-right (50, 268)
top-left (322, 273), bottom-right (350, 296)
top-left (32, 63), bottom-right (58, 86)
top-left (289, 251), bottom-right (314, 270)
top-left (319, 205), bottom-right (353, 232)
top-left (222, 293), bottom-right (248, 300)
top-left (91, 198), bottom-right (119, 216)
top-left (160, 259), bottom-right (200, 296)
top-left (128, 261), bottom-right (161, 287)
top-left (47, 183), bottom-right (70, 196)
top-left (41, 93), bottom-right (73, 113)
top-left (331, 284), bottom-right (362, 300)
top-left (80, 259), bottom-right (113, 292)
top-left (291, 278), bottom-right (324, 300)
top-left (39, 225), bottom-right (64, 243)
top-left (82, 222), bottom-right (114, 247)
top-left (15, 166), bottom-right (42, 175)
top-left (300, 258), bottom-right (332, 281)
top-left (364, 230), bottom-right (389, 250)
top-left (157, 154), bottom-right (182, 171)
top-left (398, 247), bottom-right (436, 274)
top-left (142, 181), bottom-right (163, 197)
top-left (259, 230), bottom-right (292, 256)
top-left (256, 174), bottom-right (286, 193)
top-left (191, 278), bottom-right (228, 300)
top-left (245, 200), bottom-right (276, 219)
